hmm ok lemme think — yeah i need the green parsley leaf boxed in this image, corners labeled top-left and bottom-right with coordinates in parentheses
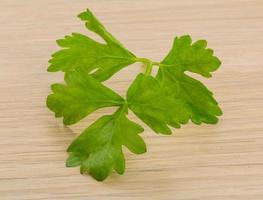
top-left (46, 9), bottom-right (222, 181)
top-left (48, 9), bottom-right (136, 82)
top-left (156, 35), bottom-right (222, 124)
top-left (66, 105), bottom-right (146, 181)
top-left (127, 73), bottom-right (190, 134)
top-left (161, 35), bottom-right (221, 77)
top-left (46, 69), bottom-right (124, 125)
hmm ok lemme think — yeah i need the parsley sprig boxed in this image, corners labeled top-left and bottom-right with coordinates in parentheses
top-left (47, 9), bottom-right (222, 181)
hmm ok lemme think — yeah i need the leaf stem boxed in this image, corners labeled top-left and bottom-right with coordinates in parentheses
top-left (135, 57), bottom-right (160, 75)
top-left (135, 57), bottom-right (152, 64)
top-left (145, 61), bottom-right (153, 75)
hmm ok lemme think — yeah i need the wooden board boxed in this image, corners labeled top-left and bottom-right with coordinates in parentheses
top-left (1, 0), bottom-right (263, 199)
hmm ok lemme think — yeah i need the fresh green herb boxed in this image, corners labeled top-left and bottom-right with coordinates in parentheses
top-left (47, 9), bottom-right (222, 181)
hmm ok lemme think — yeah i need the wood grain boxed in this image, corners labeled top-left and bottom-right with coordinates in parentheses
top-left (1, 0), bottom-right (263, 199)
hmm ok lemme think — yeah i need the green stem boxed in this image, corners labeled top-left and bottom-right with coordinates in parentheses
top-left (135, 57), bottom-right (152, 64)
top-left (152, 61), bottom-right (160, 66)
top-left (135, 57), bottom-right (160, 76)
top-left (145, 61), bottom-right (153, 75)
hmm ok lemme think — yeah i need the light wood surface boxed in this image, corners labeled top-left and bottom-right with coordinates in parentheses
top-left (1, 0), bottom-right (263, 199)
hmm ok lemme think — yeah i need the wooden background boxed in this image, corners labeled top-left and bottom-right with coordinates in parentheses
top-left (1, 0), bottom-right (263, 199)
